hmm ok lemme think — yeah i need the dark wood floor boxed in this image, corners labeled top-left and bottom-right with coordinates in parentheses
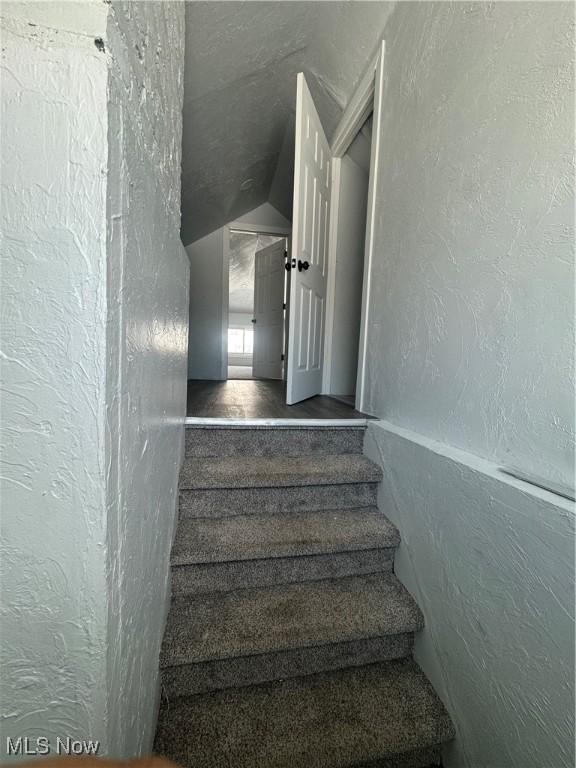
top-left (187, 379), bottom-right (368, 419)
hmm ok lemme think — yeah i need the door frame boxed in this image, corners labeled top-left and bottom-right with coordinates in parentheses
top-left (221, 221), bottom-right (292, 380)
top-left (322, 40), bottom-right (386, 414)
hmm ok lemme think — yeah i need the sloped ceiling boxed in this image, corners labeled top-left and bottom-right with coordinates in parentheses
top-left (181, 1), bottom-right (395, 245)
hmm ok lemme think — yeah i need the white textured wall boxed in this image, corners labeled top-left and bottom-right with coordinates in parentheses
top-left (0, 3), bottom-right (110, 757)
top-left (104, 1), bottom-right (188, 756)
top-left (365, 421), bottom-right (575, 768)
top-left (360, 5), bottom-right (575, 767)
top-left (364, 2), bottom-right (574, 489)
top-left (308, 1), bottom-right (395, 111)
top-left (1, 0), bottom-right (188, 758)
top-left (187, 203), bottom-right (290, 379)
top-left (187, 228), bottom-right (226, 380)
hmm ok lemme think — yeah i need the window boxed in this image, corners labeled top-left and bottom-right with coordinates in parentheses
top-left (228, 327), bottom-right (253, 354)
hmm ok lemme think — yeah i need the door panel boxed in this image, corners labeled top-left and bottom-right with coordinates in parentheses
top-left (253, 240), bottom-right (285, 380)
top-left (286, 73), bottom-right (331, 404)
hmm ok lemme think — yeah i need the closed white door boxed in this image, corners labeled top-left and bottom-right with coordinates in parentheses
top-left (252, 240), bottom-right (286, 380)
top-left (286, 73), bottom-right (331, 404)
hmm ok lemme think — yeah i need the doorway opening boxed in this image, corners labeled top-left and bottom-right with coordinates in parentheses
top-left (186, 41), bottom-right (385, 419)
top-left (325, 113), bottom-right (372, 407)
top-left (327, 114), bottom-right (372, 405)
top-left (322, 39), bottom-right (385, 414)
top-left (227, 229), bottom-right (287, 381)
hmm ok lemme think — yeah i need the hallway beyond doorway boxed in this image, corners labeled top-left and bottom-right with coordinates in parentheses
top-left (187, 380), bottom-right (368, 419)
top-left (227, 365), bottom-right (253, 380)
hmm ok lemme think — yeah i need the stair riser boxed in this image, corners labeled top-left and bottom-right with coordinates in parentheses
top-left (361, 745), bottom-right (442, 768)
top-left (179, 482), bottom-right (378, 518)
top-left (171, 549), bottom-right (395, 594)
top-left (161, 633), bottom-right (414, 697)
top-left (185, 427), bottom-right (365, 457)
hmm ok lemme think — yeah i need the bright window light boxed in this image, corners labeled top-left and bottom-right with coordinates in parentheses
top-left (228, 328), bottom-right (253, 354)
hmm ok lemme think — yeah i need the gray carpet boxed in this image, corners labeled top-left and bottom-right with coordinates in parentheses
top-left (155, 659), bottom-right (454, 768)
top-left (179, 453), bottom-right (382, 490)
top-left (179, 481), bottom-right (378, 518)
top-left (185, 425), bottom-right (366, 457)
top-left (160, 572), bottom-right (423, 667)
top-left (171, 547), bottom-right (395, 595)
top-left (171, 507), bottom-right (400, 564)
top-left (161, 633), bottom-right (414, 697)
top-left (155, 424), bottom-right (454, 767)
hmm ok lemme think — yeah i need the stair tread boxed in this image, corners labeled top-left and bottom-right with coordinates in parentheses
top-left (185, 425), bottom-right (366, 457)
top-left (154, 657), bottom-right (454, 768)
top-left (161, 572), bottom-right (422, 667)
top-left (179, 454), bottom-right (382, 490)
top-left (171, 507), bottom-right (400, 565)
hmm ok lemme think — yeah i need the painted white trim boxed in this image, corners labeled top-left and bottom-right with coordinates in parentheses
top-left (323, 39), bottom-right (386, 412)
top-left (185, 417), bottom-right (369, 427)
top-left (321, 156), bottom-right (342, 394)
top-left (229, 222), bottom-right (292, 236)
top-left (356, 40), bottom-right (386, 414)
top-left (330, 43), bottom-right (381, 159)
top-left (221, 225), bottom-right (230, 380)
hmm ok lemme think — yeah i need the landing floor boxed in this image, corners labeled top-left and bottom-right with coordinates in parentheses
top-left (187, 379), bottom-right (367, 419)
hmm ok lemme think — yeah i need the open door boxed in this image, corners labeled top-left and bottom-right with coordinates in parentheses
top-left (286, 73), bottom-right (332, 405)
top-left (252, 240), bottom-right (285, 380)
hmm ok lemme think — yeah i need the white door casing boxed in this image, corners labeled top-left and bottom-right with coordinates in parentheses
top-left (321, 39), bottom-right (386, 413)
top-left (252, 239), bottom-right (286, 380)
top-left (286, 73), bottom-right (332, 405)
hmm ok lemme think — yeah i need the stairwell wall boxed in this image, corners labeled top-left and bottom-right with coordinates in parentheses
top-left (0, 2), bottom-right (111, 759)
top-left (365, 421), bottom-right (574, 768)
top-left (0, 0), bottom-right (188, 759)
top-left (364, 1), bottom-right (574, 490)
top-left (104, 1), bottom-right (188, 756)
top-left (362, 4), bottom-right (575, 767)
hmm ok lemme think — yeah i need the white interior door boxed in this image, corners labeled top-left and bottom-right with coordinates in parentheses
top-left (252, 240), bottom-right (285, 380)
top-left (286, 73), bottom-right (332, 404)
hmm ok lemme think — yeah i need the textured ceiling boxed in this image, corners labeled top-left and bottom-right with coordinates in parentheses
top-left (181, 1), bottom-right (395, 244)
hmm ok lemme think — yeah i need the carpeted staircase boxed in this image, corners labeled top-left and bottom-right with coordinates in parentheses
top-left (154, 425), bottom-right (454, 767)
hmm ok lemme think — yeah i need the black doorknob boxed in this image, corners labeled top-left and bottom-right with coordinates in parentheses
top-left (298, 260), bottom-right (310, 272)
top-left (285, 258), bottom-right (297, 272)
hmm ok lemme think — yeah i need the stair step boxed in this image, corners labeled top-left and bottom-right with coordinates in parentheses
top-left (171, 508), bottom-right (399, 565)
top-left (170, 508), bottom-right (398, 593)
top-left (179, 454), bottom-right (382, 490)
top-left (160, 572), bottom-right (423, 669)
top-left (171, 548), bottom-right (394, 595)
top-left (179, 481), bottom-right (378, 518)
top-left (161, 633), bottom-right (413, 697)
top-left (154, 658), bottom-right (454, 768)
top-left (185, 425), bottom-right (366, 457)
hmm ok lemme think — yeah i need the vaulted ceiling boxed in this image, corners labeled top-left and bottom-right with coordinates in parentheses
top-left (181, 1), bottom-right (395, 244)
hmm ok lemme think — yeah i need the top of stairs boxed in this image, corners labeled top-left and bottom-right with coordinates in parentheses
top-left (185, 422), bottom-right (368, 457)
